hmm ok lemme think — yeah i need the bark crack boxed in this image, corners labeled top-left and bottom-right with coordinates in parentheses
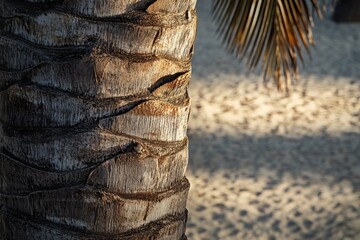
top-left (1, 177), bottom-right (189, 202)
top-left (1, 1), bottom-right (195, 27)
top-left (0, 149), bottom-right (88, 174)
top-left (0, 33), bottom-right (190, 73)
top-left (90, 177), bottom-right (190, 201)
top-left (0, 33), bottom-right (93, 65)
top-left (1, 208), bottom-right (187, 238)
top-left (148, 71), bottom-right (189, 93)
top-left (0, 141), bottom-right (137, 174)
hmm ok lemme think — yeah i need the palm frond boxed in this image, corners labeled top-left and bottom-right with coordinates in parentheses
top-left (213, 0), bottom-right (335, 91)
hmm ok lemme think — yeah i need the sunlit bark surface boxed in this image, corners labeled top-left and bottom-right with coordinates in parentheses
top-left (0, 0), bottom-right (197, 239)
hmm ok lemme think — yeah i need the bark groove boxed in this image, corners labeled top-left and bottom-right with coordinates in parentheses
top-left (0, 0), bottom-right (197, 238)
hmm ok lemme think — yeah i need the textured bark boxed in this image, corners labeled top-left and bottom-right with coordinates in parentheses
top-left (0, 0), bottom-right (197, 239)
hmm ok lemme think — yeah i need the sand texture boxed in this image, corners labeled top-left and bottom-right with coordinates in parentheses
top-left (186, 1), bottom-right (360, 239)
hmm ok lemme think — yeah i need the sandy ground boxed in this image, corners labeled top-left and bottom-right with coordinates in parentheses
top-left (185, 1), bottom-right (360, 240)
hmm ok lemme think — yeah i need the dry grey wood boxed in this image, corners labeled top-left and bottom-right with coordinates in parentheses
top-left (0, 0), bottom-right (197, 239)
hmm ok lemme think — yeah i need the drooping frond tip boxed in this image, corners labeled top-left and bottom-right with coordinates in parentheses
top-left (212, 0), bottom-right (336, 91)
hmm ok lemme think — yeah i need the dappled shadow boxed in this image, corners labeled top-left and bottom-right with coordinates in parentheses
top-left (185, 132), bottom-right (360, 240)
top-left (188, 132), bottom-right (360, 190)
top-left (185, 1), bottom-right (360, 239)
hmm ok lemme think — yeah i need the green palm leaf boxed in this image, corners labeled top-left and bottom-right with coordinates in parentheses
top-left (213, 0), bottom-right (336, 90)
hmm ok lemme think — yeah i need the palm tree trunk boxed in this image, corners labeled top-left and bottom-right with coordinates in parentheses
top-left (0, 0), bottom-right (197, 239)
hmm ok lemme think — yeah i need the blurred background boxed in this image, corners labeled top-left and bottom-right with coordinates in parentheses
top-left (185, 1), bottom-right (360, 239)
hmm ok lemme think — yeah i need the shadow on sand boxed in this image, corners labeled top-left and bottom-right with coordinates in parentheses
top-left (185, 131), bottom-right (360, 239)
